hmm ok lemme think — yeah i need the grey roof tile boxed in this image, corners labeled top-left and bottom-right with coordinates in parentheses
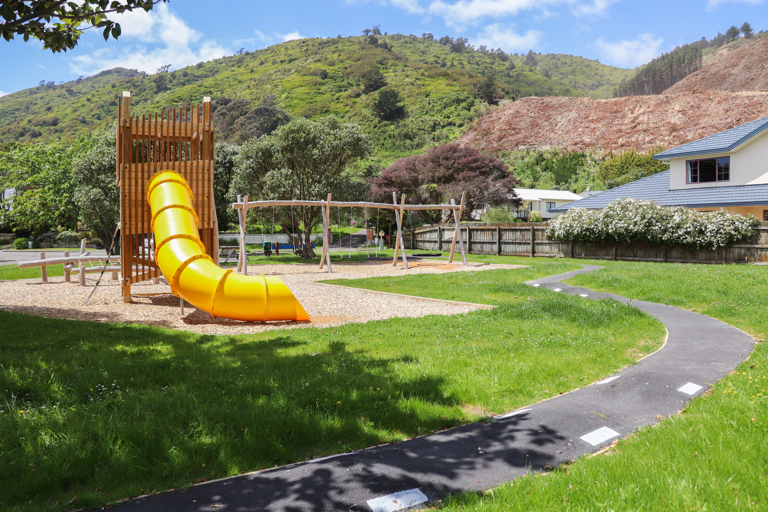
top-left (654, 115), bottom-right (768, 160)
top-left (550, 170), bottom-right (768, 212)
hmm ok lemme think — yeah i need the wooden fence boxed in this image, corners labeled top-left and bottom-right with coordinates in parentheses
top-left (403, 222), bottom-right (768, 264)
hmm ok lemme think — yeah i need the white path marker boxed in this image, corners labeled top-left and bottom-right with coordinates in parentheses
top-left (553, 288), bottom-right (562, 292)
top-left (579, 294), bottom-right (589, 298)
top-left (678, 382), bottom-right (703, 396)
top-left (580, 427), bottom-right (619, 446)
top-left (367, 489), bottom-right (428, 512)
top-left (596, 376), bottom-right (620, 385)
top-left (532, 284), bottom-right (541, 287)
top-left (495, 408), bottom-right (531, 420)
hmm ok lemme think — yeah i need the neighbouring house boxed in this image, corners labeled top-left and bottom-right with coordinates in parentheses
top-left (551, 115), bottom-right (768, 220)
top-left (514, 188), bottom-right (583, 219)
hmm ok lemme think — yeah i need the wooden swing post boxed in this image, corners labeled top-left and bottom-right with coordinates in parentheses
top-left (448, 192), bottom-right (467, 266)
top-left (319, 193), bottom-right (333, 272)
top-left (391, 192), bottom-right (408, 270)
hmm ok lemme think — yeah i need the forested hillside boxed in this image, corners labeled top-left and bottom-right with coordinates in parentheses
top-left (0, 33), bottom-right (631, 157)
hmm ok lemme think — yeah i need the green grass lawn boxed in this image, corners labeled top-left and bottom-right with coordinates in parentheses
top-left (0, 264), bottom-right (64, 281)
top-left (0, 258), bottom-right (665, 511)
top-left (439, 259), bottom-right (768, 512)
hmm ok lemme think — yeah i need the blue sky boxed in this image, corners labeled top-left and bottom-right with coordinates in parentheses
top-left (0, 0), bottom-right (766, 96)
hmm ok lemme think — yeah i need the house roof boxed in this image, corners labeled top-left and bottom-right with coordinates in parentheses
top-left (549, 170), bottom-right (768, 212)
top-left (653, 115), bottom-right (768, 160)
top-left (514, 188), bottom-right (582, 202)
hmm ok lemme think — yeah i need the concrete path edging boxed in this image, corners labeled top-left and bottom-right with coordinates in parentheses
top-left (100, 265), bottom-right (755, 512)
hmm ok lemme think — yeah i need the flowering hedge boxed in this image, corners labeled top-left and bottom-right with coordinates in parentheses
top-left (546, 198), bottom-right (758, 250)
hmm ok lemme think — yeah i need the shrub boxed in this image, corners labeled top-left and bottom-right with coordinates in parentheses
top-left (56, 230), bottom-right (82, 246)
top-left (481, 205), bottom-right (517, 223)
top-left (13, 237), bottom-right (29, 249)
top-left (546, 198), bottom-right (758, 250)
top-left (529, 210), bottom-right (543, 222)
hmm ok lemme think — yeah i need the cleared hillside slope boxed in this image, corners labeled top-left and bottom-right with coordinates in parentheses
top-left (461, 36), bottom-right (768, 154)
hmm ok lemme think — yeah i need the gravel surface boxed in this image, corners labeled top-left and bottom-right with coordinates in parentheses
top-left (0, 260), bottom-right (523, 335)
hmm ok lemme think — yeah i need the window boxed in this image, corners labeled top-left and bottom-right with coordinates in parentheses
top-left (764, 210), bottom-right (768, 221)
top-left (687, 157), bottom-right (729, 183)
top-left (546, 201), bottom-right (556, 211)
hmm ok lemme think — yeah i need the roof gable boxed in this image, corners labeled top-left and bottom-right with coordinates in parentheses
top-left (653, 115), bottom-right (768, 160)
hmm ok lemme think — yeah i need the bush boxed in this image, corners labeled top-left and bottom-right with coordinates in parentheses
top-left (56, 230), bottom-right (81, 246)
top-left (546, 198), bottom-right (758, 250)
top-left (13, 237), bottom-right (29, 249)
top-left (481, 205), bottom-right (517, 223)
top-left (35, 231), bottom-right (58, 246)
top-left (529, 210), bottom-right (543, 222)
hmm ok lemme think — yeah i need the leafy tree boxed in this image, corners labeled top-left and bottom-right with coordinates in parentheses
top-left (740, 22), bottom-right (753, 39)
top-left (362, 29), bottom-right (372, 36)
top-left (230, 116), bottom-right (372, 258)
top-left (370, 143), bottom-right (519, 223)
top-left (1, 0), bottom-right (167, 52)
top-left (214, 142), bottom-right (241, 232)
top-left (373, 89), bottom-right (405, 121)
top-left (475, 71), bottom-right (502, 105)
top-left (524, 50), bottom-right (538, 67)
top-left (725, 25), bottom-right (740, 41)
top-left (371, 25), bottom-right (382, 36)
top-left (72, 130), bottom-right (119, 246)
top-left (361, 65), bottom-right (386, 94)
top-left (0, 138), bottom-right (94, 234)
top-left (597, 147), bottom-right (668, 189)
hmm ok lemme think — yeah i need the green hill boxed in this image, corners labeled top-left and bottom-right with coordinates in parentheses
top-left (0, 34), bottom-right (632, 158)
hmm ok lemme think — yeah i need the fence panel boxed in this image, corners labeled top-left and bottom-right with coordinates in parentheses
top-left (405, 222), bottom-right (768, 264)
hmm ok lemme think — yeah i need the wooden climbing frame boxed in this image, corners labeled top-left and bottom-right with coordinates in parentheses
top-left (116, 91), bottom-right (219, 302)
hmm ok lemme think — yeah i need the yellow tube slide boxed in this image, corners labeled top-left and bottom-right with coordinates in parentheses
top-left (147, 171), bottom-right (309, 322)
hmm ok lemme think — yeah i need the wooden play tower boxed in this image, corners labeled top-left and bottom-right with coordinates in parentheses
top-left (116, 91), bottom-right (219, 302)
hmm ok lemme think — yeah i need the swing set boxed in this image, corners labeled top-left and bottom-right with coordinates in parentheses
top-left (231, 192), bottom-right (468, 274)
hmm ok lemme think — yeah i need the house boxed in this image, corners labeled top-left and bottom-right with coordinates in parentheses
top-left (513, 188), bottom-right (583, 219)
top-left (550, 115), bottom-right (768, 220)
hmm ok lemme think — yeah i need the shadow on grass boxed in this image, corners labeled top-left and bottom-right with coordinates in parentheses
top-left (0, 311), bottom-right (466, 510)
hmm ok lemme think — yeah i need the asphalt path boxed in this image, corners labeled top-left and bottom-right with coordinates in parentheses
top-left (98, 265), bottom-right (755, 512)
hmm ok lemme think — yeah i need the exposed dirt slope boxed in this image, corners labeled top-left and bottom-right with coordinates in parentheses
top-left (460, 91), bottom-right (768, 153)
top-left (666, 34), bottom-right (768, 94)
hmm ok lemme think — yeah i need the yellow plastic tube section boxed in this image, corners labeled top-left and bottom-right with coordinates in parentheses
top-left (147, 171), bottom-right (309, 322)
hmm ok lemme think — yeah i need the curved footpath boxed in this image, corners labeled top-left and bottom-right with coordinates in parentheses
top-left (103, 265), bottom-right (755, 512)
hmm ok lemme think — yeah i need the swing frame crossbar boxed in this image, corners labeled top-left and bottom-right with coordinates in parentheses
top-left (231, 192), bottom-right (467, 274)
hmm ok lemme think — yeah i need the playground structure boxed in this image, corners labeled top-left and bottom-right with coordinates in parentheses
top-left (231, 192), bottom-right (468, 274)
top-left (115, 92), bottom-right (307, 322)
top-left (116, 92), bottom-right (217, 301)
top-left (147, 171), bottom-right (308, 321)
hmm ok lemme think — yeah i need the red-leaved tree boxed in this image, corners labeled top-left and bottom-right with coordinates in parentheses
top-left (370, 143), bottom-right (519, 223)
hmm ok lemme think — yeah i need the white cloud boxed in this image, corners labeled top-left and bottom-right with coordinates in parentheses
top-left (281, 31), bottom-right (304, 42)
top-left (254, 29), bottom-right (274, 44)
top-left (707, 0), bottom-right (764, 8)
top-left (388, 0), bottom-right (426, 13)
top-left (572, 0), bottom-right (617, 17)
top-left (429, 0), bottom-right (542, 27)
top-left (473, 23), bottom-right (543, 51)
top-left (70, 4), bottom-right (230, 76)
top-left (594, 33), bottom-right (663, 67)
top-left (344, 0), bottom-right (426, 14)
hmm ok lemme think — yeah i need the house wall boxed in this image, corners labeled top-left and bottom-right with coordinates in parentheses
top-left (693, 205), bottom-right (768, 220)
top-left (669, 131), bottom-right (768, 190)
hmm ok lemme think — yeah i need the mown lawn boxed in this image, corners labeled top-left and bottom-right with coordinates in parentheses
top-left (0, 259), bottom-right (664, 511)
top-left (439, 259), bottom-right (768, 512)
